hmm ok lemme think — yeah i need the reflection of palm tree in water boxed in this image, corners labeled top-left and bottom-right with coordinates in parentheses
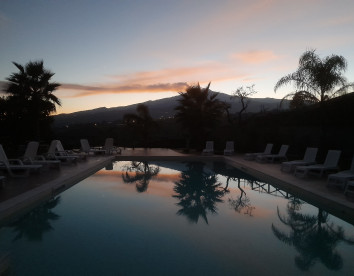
top-left (227, 177), bottom-right (254, 216)
top-left (272, 201), bottom-right (354, 271)
top-left (10, 196), bottom-right (61, 241)
top-left (122, 161), bottom-right (160, 192)
top-left (173, 162), bottom-right (225, 224)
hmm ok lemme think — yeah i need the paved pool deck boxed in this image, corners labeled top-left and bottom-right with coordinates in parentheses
top-left (1, 148), bottom-right (353, 224)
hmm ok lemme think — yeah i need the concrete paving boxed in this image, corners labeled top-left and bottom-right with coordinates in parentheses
top-left (1, 148), bottom-right (353, 225)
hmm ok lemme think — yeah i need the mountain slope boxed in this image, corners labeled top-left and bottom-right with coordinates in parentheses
top-left (53, 92), bottom-right (287, 127)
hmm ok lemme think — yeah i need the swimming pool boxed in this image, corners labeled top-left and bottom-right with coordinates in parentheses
top-left (0, 160), bottom-right (353, 275)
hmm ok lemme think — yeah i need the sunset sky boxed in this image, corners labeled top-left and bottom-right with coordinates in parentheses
top-left (1, 0), bottom-right (353, 114)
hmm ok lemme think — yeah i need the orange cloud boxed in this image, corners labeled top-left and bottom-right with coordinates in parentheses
top-left (59, 63), bottom-right (249, 98)
top-left (60, 82), bottom-right (188, 97)
top-left (232, 50), bottom-right (278, 64)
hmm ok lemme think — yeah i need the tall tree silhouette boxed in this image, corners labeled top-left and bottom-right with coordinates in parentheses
top-left (123, 104), bottom-right (156, 148)
top-left (231, 84), bottom-right (257, 124)
top-left (122, 161), bottom-right (160, 192)
top-left (275, 49), bottom-right (353, 108)
top-left (175, 83), bottom-right (226, 150)
top-left (173, 162), bottom-right (225, 224)
top-left (3, 60), bottom-right (61, 141)
top-left (272, 201), bottom-right (354, 271)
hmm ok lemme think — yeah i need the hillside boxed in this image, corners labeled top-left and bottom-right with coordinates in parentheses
top-left (53, 92), bottom-right (287, 127)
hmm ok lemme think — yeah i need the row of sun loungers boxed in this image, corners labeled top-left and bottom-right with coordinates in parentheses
top-left (202, 141), bottom-right (234, 156)
top-left (244, 143), bottom-right (354, 195)
top-left (0, 138), bottom-right (121, 179)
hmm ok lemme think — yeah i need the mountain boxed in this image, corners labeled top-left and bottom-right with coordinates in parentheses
top-left (53, 92), bottom-right (287, 127)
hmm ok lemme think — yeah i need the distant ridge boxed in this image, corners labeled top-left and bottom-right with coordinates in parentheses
top-left (53, 92), bottom-right (287, 127)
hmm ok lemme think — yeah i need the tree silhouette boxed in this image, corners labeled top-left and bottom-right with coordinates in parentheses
top-left (231, 84), bottom-right (257, 124)
top-left (272, 201), bottom-right (354, 271)
top-left (3, 60), bottom-right (61, 141)
top-left (173, 162), bottom-right (225, 224)
top-left (174, 83), bottom-right (226, 150)
top-left (123, 104), bottom-right (156, 148)
top-left (10, 196), bottom-right (61, 242)
top-left (122, 161), bottom-right (160, 192)
top-left (275, 49), bottom-right (353, 108)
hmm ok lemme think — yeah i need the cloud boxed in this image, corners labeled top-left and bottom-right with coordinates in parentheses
top-left (110, 63), bottom-right (232, 84)
top-left (59, 63), bottom-right (249, 98)
top-left (60, 82), bottom-right (189, 97)
top-left (232, 50), bottom-right (278, 64)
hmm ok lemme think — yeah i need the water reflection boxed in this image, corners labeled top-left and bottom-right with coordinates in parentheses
top-left (228, 178), bottom-right (255, 216)
top-left (122, 161), bottom-right (160, 192)
top-left (9, 196), bottom-right (61, 242)
top-left (272, 200), bottom-right (354, 271)
top-left (213, 162), bottom-right (255, 216)
top-left (172, 162), bottom-right (225, 224)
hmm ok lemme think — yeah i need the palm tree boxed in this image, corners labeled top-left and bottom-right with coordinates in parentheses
top-left (175, 83), bottom-right (226, 150)
top-left (4, 60), bottom-right (61, 140)
top-left (123, 104), bottom-right (156, 148)
top-left (275, 49), bottom-right (353, 108)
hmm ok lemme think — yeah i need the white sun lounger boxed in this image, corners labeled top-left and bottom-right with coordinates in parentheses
top-left (103, 138), bottom-right (121, 155)
top-left (46, 140), bottom-right (78, 163)
top-left (281, 147), bottom-right (318, 172)
top-left (257, 144), bottom-right (289, 163)
top-left (327, 156), bottom-right (354, 190)
top-left (224, 141), bottom-right (234, 156)
top-left (22, 141), bottom-right (61, 169)
top-left (0, 144), bottom-right (42, 177)
top-left (80, 139), bottom-right (106, 155)
top-left (294, 150), bottom-right (341, 178)
top-left (202, 141), bottom-right (214, 155)
top-left (245, 143), bottom-right (273, 160)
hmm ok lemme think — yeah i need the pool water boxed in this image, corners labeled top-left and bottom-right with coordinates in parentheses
top-left (1, 161), bottom-right (354, 275)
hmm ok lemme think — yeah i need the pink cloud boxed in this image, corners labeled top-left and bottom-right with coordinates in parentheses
top-left (232, 50), bottom-right (278, 64)
top-left (59, 64), bottom-right (249, 98)
top-left (60, 82), bottom-right (189, 97)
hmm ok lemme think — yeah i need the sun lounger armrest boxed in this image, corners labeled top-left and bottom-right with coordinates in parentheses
top-left (34, 155), bottom-right (46, 161)
top-left (54, 151), bottom-right (69, 156)
top-left (45, 153), bottom-right (56, 159)
top-left (8, 159), bottom-right (24, 165)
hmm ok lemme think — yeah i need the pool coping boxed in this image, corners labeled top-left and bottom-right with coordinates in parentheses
top-left (1, 151), bottom-right (354, 225)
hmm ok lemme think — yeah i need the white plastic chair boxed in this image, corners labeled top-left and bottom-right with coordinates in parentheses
top-left (257, 145), bottom-right (289, 163)
top-left (327, 156), bottom-right (354, 190)
top-left (294, 150), bottom-right (341, 178)
top-left (22, 141), bottom-right (60, 168)
top-left (244, 143), bottom-right (273, 160)
top-left (0, 144), bottom-right (42, 177)
top-left (281, 147), bottom-right (318, 172)
top-left (224, 141), bottom-right (234, 156)
top-left (202, 141), bottom-right (214, 155)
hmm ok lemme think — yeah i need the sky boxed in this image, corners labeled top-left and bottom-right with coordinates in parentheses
top-left (0, 0), bottom-right (353, 114)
